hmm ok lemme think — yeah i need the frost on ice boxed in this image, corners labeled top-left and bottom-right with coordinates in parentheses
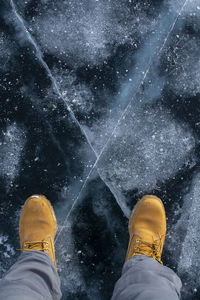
top-left (0, 124), bottom-right (26, 188)
top-left (162, 0), bottom-right (200, 97)
top-left (174, 172), bottom-right (200, 296)
top-left (0, 234), bottom-right (15, 277)
top-left (23, 0), bottom-right (159, 67)
top-left (97, 104), bottom-right (196, 216)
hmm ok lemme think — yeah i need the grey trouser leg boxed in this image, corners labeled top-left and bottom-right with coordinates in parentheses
top-left (111, 255), bottom-right (182, 300)
top-left (0, 251), bottom-right (62, 300)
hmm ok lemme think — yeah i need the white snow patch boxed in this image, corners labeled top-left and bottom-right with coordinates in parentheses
top-left (55, 69), bottom-right (94, 114)
top-left (178, 172), bottom-right (200, 272)
top-left (0, 124), bottom-right (26, 188)
top-left (165, 32), bottom-right (200, 97)
top-left (97, 104), bottom-right (195, 215)
top-left (29, 0), bottom-right (157, 66)
top-left (0, 234), bottom-right (15, 261)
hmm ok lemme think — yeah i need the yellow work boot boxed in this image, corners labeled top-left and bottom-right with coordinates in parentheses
top-left (126, 195), bottom-right (166, 264)
top-left (19, 195), bottom-right (57, 267)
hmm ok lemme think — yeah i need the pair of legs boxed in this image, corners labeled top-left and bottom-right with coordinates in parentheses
top-left (0, 195), bottom-right (182, 299)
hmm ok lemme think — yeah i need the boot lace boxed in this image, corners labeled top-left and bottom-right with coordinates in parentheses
top-left (131, 233), bottom-right (167, 264)
top-left (19, 240), bottom-right (49, 252)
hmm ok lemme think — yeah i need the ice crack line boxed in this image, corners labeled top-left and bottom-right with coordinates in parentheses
top-left (10, 0), bottom-right (131, 224)
top-left (10, 0), bottom-right (98, 158)
top-left (159, 1), bottom-right (188, 54)
top-left (55, 0), bottom-right (189, 242)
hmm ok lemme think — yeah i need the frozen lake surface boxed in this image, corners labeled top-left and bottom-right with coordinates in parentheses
top-left (0, 0), bottom-right (200, 299)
